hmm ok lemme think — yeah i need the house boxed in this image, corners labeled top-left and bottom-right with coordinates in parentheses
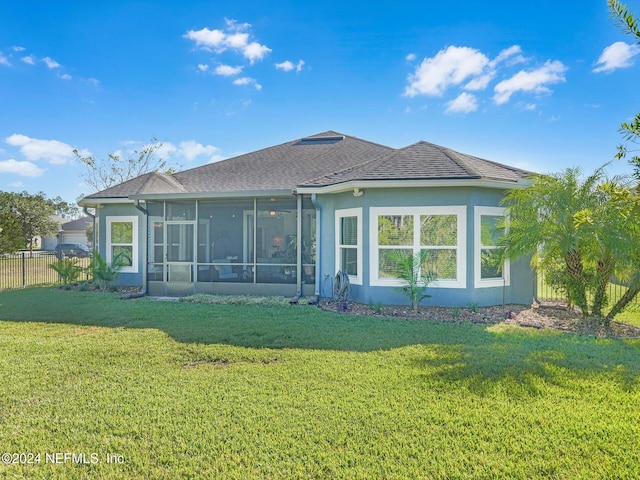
top-left (42, 216), bottom-right (93, 251)
top-left (79, 131), bottom-right (534, 307)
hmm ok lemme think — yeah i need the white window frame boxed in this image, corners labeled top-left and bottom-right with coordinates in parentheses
top-left (370, 206), bottom-right (466, 288)
top-left (474, 206), bottom-right (510, 288)
top-left (106, 216), bottom-right (138, 274)
top-left (335, 208), bottom-right (362, 285)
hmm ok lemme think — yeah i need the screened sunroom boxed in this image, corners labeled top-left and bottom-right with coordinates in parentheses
top-left (144, 196), bottom-right (316, 296)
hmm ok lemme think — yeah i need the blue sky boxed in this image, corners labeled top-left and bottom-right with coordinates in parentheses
top-left (1, 0), bottom-right (639, 203)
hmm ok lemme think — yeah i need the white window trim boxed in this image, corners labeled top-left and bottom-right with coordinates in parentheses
top-left (335, 208), bottom-right (363, 285)
top-left (474, 206), bottom-right (510, 288)
top-left (106, 216), bottom-right (138, 274)
top-left (370, 206), bottom-right (466, 289)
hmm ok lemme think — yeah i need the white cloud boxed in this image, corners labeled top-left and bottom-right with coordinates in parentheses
top-left (493, 60), bottom-right (567, 105)
top-left (0, 159), bottom-right (45, 177)
top-left (215, 64), bottom-right (243, 76)
top-left (523, 103), bottom-right (537, 111)
top-left (145, 142), bottom-right (176, 160)
top-left (184, 21), bottom-right (271, 63)
top-left (184, 27), bottom-right (226, 50)
top-left (233, 77), bottom-right (262, 90)
top-left (445, 92), bottom-right (478, 114)
top-left (5, 134), bottom-right (81, 165)
top-left (8, 181), bottom-right (25, 188)
top-left (12, 46), bottom-right (25, 52)
top-left (0, 54), bottom-right (9, 67)
top-left (197, 64), bottom-right (209, 72)
top-left (178, 140), bottom-right (221, 162)
top-left (405, 46), bottom-right (490, 97)
top-left (243, 41), bottom-right (271, 63)
top-left (225, 32), bottom-right (249, 49)
top-left (59, 73), bottom-right (72, 80)
top-left (406, 53), bottom-right (416, 62)
top-left (464, 73), bottom-right (494, 91)
top-left (43, 56), bottom-right (61, 69)
top-left (491, 45), bottom-right (526, 67)
top-left (275, 59), bottom-right (304, 73)
top-left (21, 55), bottom-right (35, 65)
top-left (593, 41), bottom-right (640, 73)
top-left (275, 60), bottom-right (294, 72)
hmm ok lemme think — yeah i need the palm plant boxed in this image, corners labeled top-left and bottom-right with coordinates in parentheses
top-left (501, 167), bottom-right (640, 319)
top-left (388, 249), bottom-right (434, 313)
top-left (49, 258), bottom-right (83, 287)
top-left (89, 250), bottom-right (123, 291)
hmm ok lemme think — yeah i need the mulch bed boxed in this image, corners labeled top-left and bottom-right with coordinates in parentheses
top-left (319, 300), bottom-right (640, 339)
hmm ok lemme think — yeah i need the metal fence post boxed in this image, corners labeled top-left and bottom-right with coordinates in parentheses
top-left (22, 252), bottom-right (26, 288)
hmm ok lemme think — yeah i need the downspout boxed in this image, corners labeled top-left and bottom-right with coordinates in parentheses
top-left (296, 194), bottom-right (302, 296)
top-left (134, 200), bottom-right (148, 295)
top-left (311, 193), bottom-right (322, 297)
top-left (82, 207), bottom-right (96, 250)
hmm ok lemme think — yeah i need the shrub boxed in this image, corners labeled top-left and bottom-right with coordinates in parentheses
top-left (388, 249), bottom-right (434, 313)
top-left (49, 258), bottom-right (83, 287)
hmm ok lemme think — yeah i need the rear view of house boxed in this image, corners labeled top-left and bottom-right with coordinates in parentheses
top-left (79, 131), bottom-right (533, 307)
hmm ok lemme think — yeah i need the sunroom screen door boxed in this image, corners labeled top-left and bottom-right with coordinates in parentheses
top-left (166, 222), bottom-right (195, 283)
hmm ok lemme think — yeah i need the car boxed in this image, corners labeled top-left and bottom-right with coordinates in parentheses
top-left (54, 243), bottom-right (93, 259)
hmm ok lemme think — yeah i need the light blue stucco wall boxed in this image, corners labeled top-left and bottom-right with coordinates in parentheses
top-left (96, 203), bottom-right (145, 287)
top-left (314, 186), bottom-right (535, 307)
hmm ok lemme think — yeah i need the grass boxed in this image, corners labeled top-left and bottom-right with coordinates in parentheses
top-left (0, 288), bottom-right (639, 479)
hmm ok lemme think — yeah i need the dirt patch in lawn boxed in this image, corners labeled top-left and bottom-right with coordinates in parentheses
top-left (319, 301), bottom-right (640, 339)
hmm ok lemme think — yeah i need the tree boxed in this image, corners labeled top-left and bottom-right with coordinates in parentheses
top-left (50, 196), bottom-right (81, 219)
top-left (0, 191), bottom-right (60, 254)
top-left (74, 137), bottom-right (178, 192)
top-left (605, 0), bottom-right (640, 318)
top-left (501, 168), bottom-right (603, 316)
top-left (501, 168), bottom-right (640, 319)
top-left (609, 0), bottom-right (640, 180)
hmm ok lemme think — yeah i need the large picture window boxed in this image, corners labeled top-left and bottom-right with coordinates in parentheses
top-left (474, 206), bottom-right (509, 287)
top-left (371, 206), bottom-right (466, 288)
top-left (106, 216), bottom-right (138, 273)
top-left (335, 208), bottom-right (362, 285)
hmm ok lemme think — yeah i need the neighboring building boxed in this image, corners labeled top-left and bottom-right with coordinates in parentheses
top-left (79, 131), bottom-right (534, 307)
top-left (59, 216), bottom-right (92, 246)
top-left (42, 216), bottom-right (92, 251)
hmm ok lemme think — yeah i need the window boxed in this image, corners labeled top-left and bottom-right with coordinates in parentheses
top-left (371, 206), bottom-right (466, 288)
top-left (474, 206), bottom-right (509, 287)
top-left (106, 216), bottom-right (138, 273)
top-left (335, 208), bottom-right (362, 285)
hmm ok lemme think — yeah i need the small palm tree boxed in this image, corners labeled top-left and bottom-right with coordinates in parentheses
top-left (49, 258), bottom-right (83, 287)
top-left (89, 251), bottom-right (123, 291)
top-left (388, 250), bottom-right (434, 313)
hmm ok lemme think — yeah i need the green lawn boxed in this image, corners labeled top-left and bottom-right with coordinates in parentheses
top-left (1, 289), bottom-right (639, 479)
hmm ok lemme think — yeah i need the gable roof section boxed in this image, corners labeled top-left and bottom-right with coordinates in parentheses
top-left (83, 171), bottom-right (187, 200)
top-left (80, 132), bottom-right (531, 203)
top-left (298, 141), bottom-right (530, 188)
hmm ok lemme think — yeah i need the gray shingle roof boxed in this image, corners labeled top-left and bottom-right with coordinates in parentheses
top-left (171, 131), bottom-right (393, 193)
top-left (81, 132), bottom-right (530, 201)
top-left (299, 141), bottom-right (531, 187)
top-left (61, 216), bottom-right (92, 231)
